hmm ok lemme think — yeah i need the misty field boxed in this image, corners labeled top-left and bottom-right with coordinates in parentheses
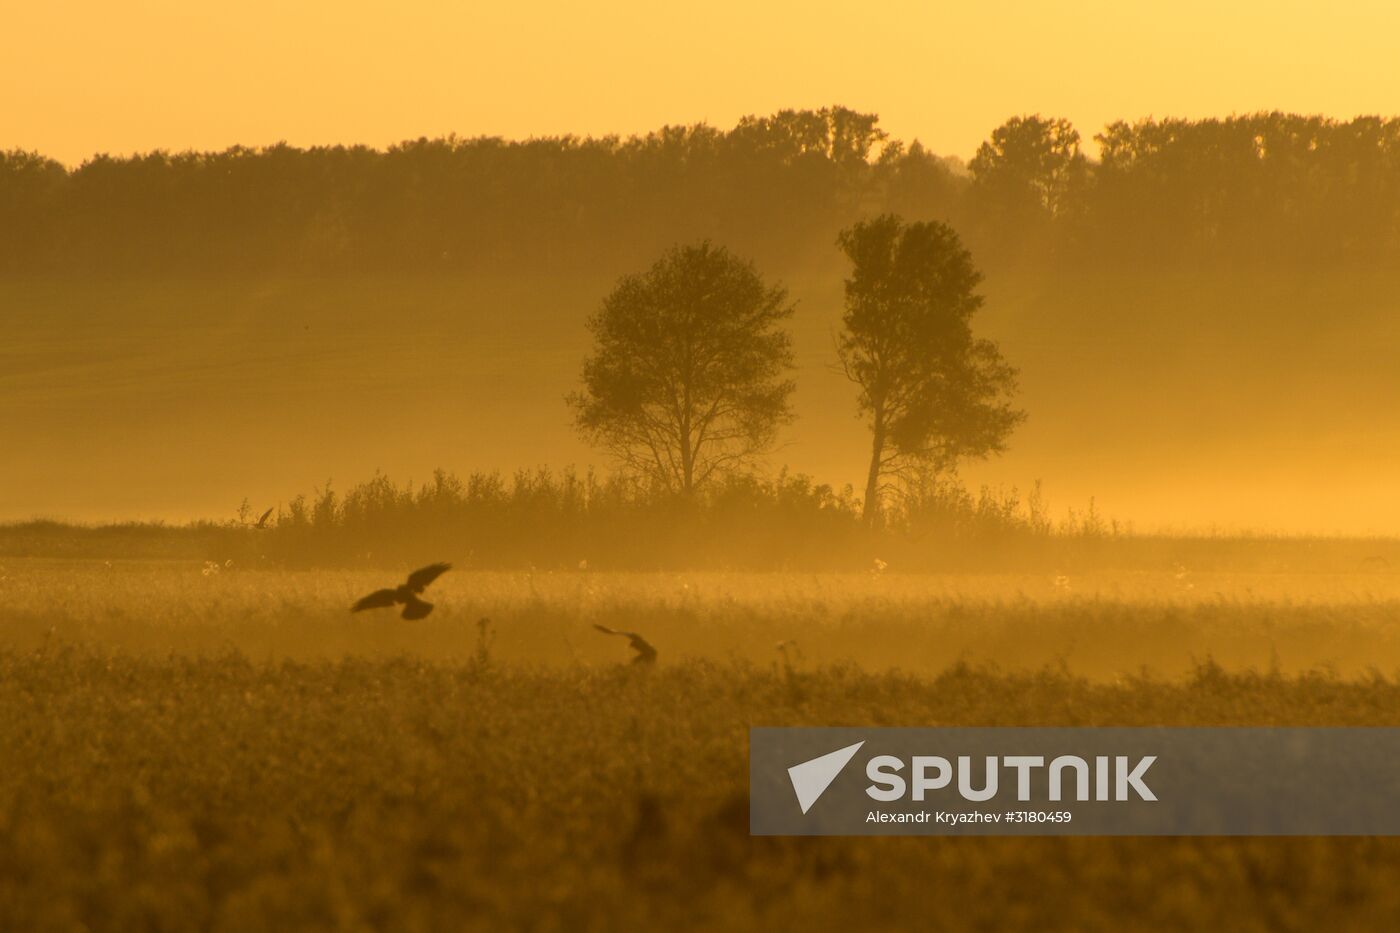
top-left (6, 559), bottom-right (1400, 676)
top-left (6, 560), bottom-right (1400, 929)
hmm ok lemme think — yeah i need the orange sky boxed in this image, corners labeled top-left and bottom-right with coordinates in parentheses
top-left (5, 1), bottom-right (1399, 166)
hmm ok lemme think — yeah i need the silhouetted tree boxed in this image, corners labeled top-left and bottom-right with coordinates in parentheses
top-left (970, 115), bottom-right (1088, 223)
top-left (569, 243), bottom-right (796, 495)
top-left (836, 215), bottom-right (1023, 526)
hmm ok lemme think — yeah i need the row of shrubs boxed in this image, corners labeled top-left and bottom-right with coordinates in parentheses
top-left (3, 468), bottom-right (1123, 571)
top-left (16, 465), bottom-right (1394, 574)
top-left (254, 468), bottom-right (1104, 570)
top-left (16, 467), bottom-right (1397, 572)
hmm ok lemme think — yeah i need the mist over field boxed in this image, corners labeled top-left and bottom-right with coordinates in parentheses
top-left (7, 109), bottom-right (1400, 532)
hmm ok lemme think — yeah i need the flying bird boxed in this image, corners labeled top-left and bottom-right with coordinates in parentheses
top-left (593, 624), bottom-right (657, 665)
top-left (352, 563), bottom-right (452, 620)
top-left (250, 507), bottom-right (275, 530)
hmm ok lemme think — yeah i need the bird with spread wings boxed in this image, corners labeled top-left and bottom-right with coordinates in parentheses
top-left (593, 624), bottom-right (658, 665)
top-left (352, 563), bottom-right (452, 620)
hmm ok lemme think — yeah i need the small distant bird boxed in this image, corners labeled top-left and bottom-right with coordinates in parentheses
top-left (593, 624), bottom-right (657, 665)
top-left (248, 507), bottom-right (275, 530)
top-left (352, 563), bottom-right (452, 620)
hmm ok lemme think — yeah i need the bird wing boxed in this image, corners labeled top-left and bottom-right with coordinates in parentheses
top-left (406, 562), bottom-right (452, 592)
top-left (400, 594), bottom-right (434, 620)
top-left (352, 589), bottom-right (401, 612)
top-left (594, 624), bottom-right (655, 656)
top-left (255, 507), bottom-right (274, 528)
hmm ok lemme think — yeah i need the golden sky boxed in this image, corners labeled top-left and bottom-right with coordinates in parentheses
top-left (5, 1), bottom-right (1399, 166)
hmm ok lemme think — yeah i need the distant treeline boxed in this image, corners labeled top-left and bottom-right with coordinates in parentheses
top-left (4, 109), bottom-right (1398, 275)
top-left (6, 468), bottom-right (1400, 573)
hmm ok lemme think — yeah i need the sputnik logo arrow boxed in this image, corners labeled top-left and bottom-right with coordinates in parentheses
top-left (788, 740), bottom-right (865, 814)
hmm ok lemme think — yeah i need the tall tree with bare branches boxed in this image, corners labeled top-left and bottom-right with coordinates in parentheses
top-left (569, 242), bottom-right (796, 495)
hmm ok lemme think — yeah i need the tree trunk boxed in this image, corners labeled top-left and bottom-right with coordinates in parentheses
top-left (680, 432), bottom-right (694, 496)
top-left (679, 405), bottom-right (694, 496)
top-left (863, 419), bottom-right (885, 528)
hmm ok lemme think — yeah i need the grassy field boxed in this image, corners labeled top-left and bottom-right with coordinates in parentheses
top-left (5, 560), bottom-right (1400, 929)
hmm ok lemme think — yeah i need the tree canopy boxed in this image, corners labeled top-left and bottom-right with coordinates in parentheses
top-left (568, 243), bottom-right (796, 495)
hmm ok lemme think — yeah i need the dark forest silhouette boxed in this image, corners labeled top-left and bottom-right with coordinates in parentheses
top-left (5, 109), bottom-right (1399, 276)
